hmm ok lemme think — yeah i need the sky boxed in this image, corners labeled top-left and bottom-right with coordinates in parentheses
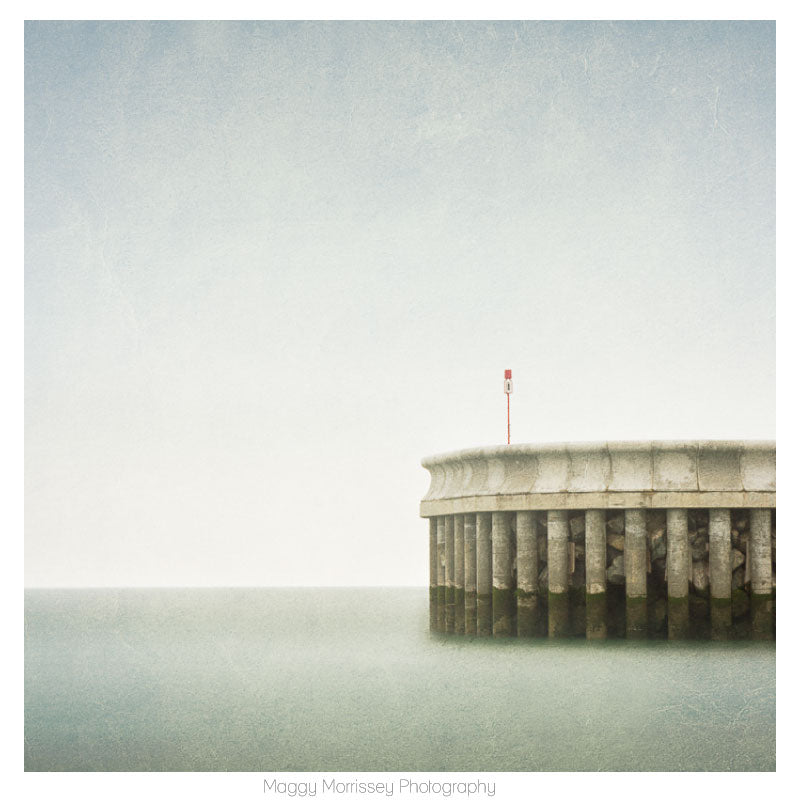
top-left (24, 20), bottom-right (775, 587)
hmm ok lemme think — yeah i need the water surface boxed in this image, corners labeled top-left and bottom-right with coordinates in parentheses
top-left (25, 588), bottom-right (775, 771)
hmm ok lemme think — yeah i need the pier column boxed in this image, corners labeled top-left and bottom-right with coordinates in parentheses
top-left (625, 509), bottom-right (647, 638)
top-left (547, 510), bottom-right (569, 637)
top-left (492, 511), bottom-right (514, 637)
top-left (709, 508), bottom-right (732, 638)
top-left (454, 515), bottom-right (465, 634)
top-left (585, 510), bottom-right (607, 639)
top-left (750, 509), bottom-right (772, 596)
top-left (464, 515), bottom-right (477, 635)
top-left (750, 509), bottom-right (774, 639)
top-left (516, 511), bottom-right (539, 636)
top-left (429, 518), bottom-right (437, 632)
top-left (445, 515), bottom-right (455, 633)
top-left (436, 517), bottom-right (445, 631)
top-left (667, 508), bottom-right (689, 638)
top-left (476, 512), bottom-right (492, 637)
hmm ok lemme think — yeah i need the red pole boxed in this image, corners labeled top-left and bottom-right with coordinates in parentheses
top-left (504, 369), bottom-right (513, 445)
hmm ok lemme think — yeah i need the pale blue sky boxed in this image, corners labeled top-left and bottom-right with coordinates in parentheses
top-left (25, 21), bottom-right (775, 586)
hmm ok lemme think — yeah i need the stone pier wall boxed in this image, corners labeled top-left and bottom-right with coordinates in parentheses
top-left (422, 441), bottom-right (776, 639)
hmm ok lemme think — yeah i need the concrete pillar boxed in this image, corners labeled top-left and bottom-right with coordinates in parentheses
top-left (444, 515), bottom-right (455, 633)
top-left (585, 510), bottom-right (606, 595)
top-left (624, 510), bottom-right (647, 598)
top-left (667, 508), bottom-right (689, 638)
top-left (585, 510), bottom-right (606, 639)
top-left (454, 514), bottom-right (465, 634)
top-left (709, 508), bottom-right (732, 639)
top-left (750, 508), bottom-right (774, 639)
top-left (516, 511), bottom-right (538, 636)
top-left (476, 512), bottom-right (492, 637)
top-left (625, 509), bottom-right (647, 638)
top-left (547, 510), bottom-right (569, 637)
top-left (436, 517), bottom-right (445, 631)
top-left (429, 518), bottom-right (437, 632)
top-left (492, 511), bottom-right (514, 637)
top-left (709, 509), bottom-right (732, 599)
top-left (464, 514), bottom-right (477, 636)
top-left (750, 509), bottom-right (772, 596)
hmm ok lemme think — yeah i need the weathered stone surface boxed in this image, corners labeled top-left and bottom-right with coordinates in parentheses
top-left (421, 442), bottom-right (774, 517)
top-left (692, 561), bottom-right (709, 594)
top-left (709, 508), bottom-right (731, 601)
top-left (751, 509), bottom-right (772, 595)
top-left (548, 510), bottom-right (570, 594)
top-left (607, 514), bottom-right (625, 535)
top-left (607, 533), bottom-right (625, 551)
top-left (698, 443), bottom-right (743, 492)
top-left (492, 512), bottom-right (513, 591)
top-left (585, 509), bottom-right (606, 595)
top-left (691, 539), bottom-right (709, 562)
top-left (732, 549), bottom-right (745, 571)
top-left (667, 508), bottom-right (689, 599)
top-left (476, 513), bottom-right (492, 597)
top-left (464, 514), bottom-right (477, 594)
top-left (740, 444), bottom-right (776, 491)
top-left (607, 554), bottom-right (625, 585)
top-left (624, 509), bottom-right (647, 598)
top-left (516, 511), bottom-right (538, 595)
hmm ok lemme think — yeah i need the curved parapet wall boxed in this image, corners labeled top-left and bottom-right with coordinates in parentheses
top-left (420, 441), bottom-right (775, 517)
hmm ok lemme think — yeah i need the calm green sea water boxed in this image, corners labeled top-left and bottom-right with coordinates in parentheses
top-left (24, 588), bottom-right (775, 771)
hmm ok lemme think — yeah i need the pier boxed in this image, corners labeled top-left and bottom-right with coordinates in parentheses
top-left (422, 441), bottom-right (776, 639)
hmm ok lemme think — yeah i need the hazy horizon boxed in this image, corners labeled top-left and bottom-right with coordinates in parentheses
top-left (25, 21), bottom-right (775, 588)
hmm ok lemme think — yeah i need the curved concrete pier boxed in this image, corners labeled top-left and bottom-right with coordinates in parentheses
top-left (422, 441), bottom-right (776, 639)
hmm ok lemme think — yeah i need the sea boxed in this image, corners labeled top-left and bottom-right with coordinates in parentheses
top-left (24, 587), bottom-right (775, 772)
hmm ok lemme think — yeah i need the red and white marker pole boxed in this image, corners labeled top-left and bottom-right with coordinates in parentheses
top-left (504, 369), bottom-right (513, 445)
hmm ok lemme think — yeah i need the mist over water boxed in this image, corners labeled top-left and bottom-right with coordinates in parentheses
top-left (25, 588), bottom-right (774, 771)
